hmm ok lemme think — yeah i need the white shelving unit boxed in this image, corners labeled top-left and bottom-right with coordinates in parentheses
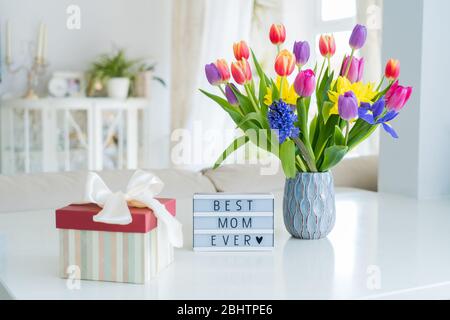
top-left (0, 97), bottom-right (151, 174)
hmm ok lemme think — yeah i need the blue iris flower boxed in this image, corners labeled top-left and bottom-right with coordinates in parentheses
top-left (358, 98), bottom-right (399, 139)
top-left (267, 99), bottom-right (299, 143)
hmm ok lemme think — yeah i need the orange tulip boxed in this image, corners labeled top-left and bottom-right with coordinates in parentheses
top-left (233, 41), bottom-right (250, 61)
top-left (216, 59), bottom-right (230, 82)
top-left (269, 24), bottom-right (286, 45)
top-left (274, 49), bottom-right (295, 77)
top-left (231, 60), bottom-right (252, 85)
top-left (319, 35), bottom-right (336, 58)
top-left (385, 59), bottom-right (400, 81)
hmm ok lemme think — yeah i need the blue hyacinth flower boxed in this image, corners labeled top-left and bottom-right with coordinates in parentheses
top-left (267, 99), bottom-right (300, 143)
top-left (358, 98), bottom-right (399, 139)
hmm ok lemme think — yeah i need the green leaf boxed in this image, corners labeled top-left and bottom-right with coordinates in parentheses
top-left (319, 145), bottom-right (348, 171)
top-left (271, 79), bottom-right (280, 102)
top-left (235, 112), bottom-right (267, 129)
top-left (321, 101), bottom-right (334, 124)
top-left (313, 114), bottom-right (339, 159)
top-left (199, 89), bottom-right (242, 124)
top-left (334, 125), bottom-right (345, 146)
top-left (309, 115), bottom-right (318, 143)
top-left (374, 81), bottom-right (394, 101)
top-left (347, 121), bottom-right (379, 151)
top-left (316, 69), bottom-right (334, 113)
top-left (259, 77), bottom-right (268, 116)
top-left (213, 136), bottom-right (249, 169)
top-left (296, 98), bottom-right (309, 139)
top-left (232, 87), bottom-right (254, 114)
top-left (251, 49), bottom-right (271, 84)
top-left (280, 140), bottom-right (297, 178)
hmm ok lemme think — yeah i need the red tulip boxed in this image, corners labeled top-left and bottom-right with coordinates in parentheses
top-left (385, 59), bottom-right (400, 81)
top-left (274, 49), bottom-right (295, 77)
top-left (216, 59), bottom-right (230, 82)
top-left (233, 41), bottom-right (250, 61)
top-left (319, 34), bottom-right (336, 58)
top-left (269, 24), bottom-right (286, 45)
top-left (231, 60), bottom-right (252, 85)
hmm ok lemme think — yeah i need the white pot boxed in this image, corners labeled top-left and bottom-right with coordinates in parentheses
top-left (107, 77), bottom-right (130, 99)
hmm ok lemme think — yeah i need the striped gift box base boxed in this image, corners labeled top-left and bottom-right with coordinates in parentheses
top-left (59, 229), bottom-right (173, 284)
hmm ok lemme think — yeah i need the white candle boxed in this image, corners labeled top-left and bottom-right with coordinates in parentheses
top-left (6, 21), bottom-right (11, 64)
top-left (36, 22), bottom-right (44, 61)
top-left (42, 24), bottom-right (47, 62)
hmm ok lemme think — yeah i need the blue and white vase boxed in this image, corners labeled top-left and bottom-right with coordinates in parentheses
top-left (283, 172), bottom-right (336, 239)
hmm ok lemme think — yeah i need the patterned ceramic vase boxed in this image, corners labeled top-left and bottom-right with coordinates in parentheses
top-left (283, 172), bottom-right (336, 239)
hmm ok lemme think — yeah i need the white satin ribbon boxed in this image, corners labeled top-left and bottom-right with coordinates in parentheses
top-left (84, 170), bottom-right (183, 248)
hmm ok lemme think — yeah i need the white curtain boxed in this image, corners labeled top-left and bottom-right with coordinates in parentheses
top-left (171, 0), bottom-right (254, 170)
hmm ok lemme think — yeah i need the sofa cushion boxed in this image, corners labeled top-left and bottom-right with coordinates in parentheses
top-left (202, 155), bottom-right (378, 193)
top-left (0, 169), bottom-right (216, 213)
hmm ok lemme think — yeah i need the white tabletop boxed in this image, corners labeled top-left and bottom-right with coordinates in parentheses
top-left (1, 188), bottom-right (450, 300)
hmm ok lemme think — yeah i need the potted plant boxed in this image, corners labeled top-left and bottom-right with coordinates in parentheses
top-left (201, 24), bottom-right (412, 239)
top-left (87, 50), bottom-right (166, 98)
top-left (131, 63), bottom-right (167, 98)
top-left (87, 49), bottom-right (136, 99)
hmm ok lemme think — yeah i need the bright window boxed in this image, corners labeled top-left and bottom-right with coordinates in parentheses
top-left (321, 0), bottom-right (357, 21)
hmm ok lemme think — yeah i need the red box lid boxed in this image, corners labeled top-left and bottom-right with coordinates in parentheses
top-left (55, 198), bottom-right (176, 233)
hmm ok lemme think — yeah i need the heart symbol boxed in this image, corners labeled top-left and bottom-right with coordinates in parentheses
top-left (256, 236), bottom-right (263, 244)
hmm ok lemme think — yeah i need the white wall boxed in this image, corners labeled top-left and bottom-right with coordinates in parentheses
top-left (0, 0), bottom-right (172, 168)
top-left (379, 0), bottom-right (450, 198)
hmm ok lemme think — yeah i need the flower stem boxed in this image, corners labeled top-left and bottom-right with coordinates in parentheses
top-left (327, 57), bottom-right (331, 76)
top-left (317, 59), bottom-right (326, 86)
top-left (296, 155), bottom-right (307, 172)
top-left (219, 85), bottom-right (226, 97)
top-left (244, 84), bottom-right (259, 112)
top-left (345, 121), bottom-right (350, 145)
top-left (376, 76), bottom-right (385, 92)
top-left (344, 49), bottom-right (355, 79)
top-left (279, 76), bottom-right (284, 99)
top-left (293, 137), bottom-right (317, 172)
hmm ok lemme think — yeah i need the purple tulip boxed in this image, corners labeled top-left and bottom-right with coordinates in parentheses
top-left (294, 69), bottom-right (316, 97)
top-left (349, 24), bottom-right (367, 50)
top-left (205, 63), bottom-right (222, 86)
top-left (225, 83), bottom-right (239, 106)
top-left (338, 91), bottom-right (359, 121)
top-left (340, 56), bottom-right (364, 83)
top-left (293, 41), bottom-right (310, 67)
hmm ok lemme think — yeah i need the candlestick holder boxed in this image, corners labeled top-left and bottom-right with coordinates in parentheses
top-left (5, 43), bottom-right (48, 100)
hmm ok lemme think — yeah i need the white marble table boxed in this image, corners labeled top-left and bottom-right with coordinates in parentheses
top-left (1, 189), bottom-right (450, 300)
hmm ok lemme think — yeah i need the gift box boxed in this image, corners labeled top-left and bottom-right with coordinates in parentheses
top-left (55, 198), bottom-right (176, 284)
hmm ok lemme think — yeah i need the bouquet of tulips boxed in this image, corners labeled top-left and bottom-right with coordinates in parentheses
top-left (201, 24), bottom-right (412, 178)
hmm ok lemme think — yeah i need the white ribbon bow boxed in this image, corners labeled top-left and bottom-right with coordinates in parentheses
top-left (84, 170), bottom-right (183, 248)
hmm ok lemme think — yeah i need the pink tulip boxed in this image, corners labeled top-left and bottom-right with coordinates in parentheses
top-left (340, 56), bottom-right (364, 83)
top-left (385, 80), bottom-right (412, 112)
top-left (294, 69), bottom-right (316, 97)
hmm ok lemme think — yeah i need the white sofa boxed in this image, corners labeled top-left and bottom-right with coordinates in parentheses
top-left (0, 156), bottom-right (377, 246)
